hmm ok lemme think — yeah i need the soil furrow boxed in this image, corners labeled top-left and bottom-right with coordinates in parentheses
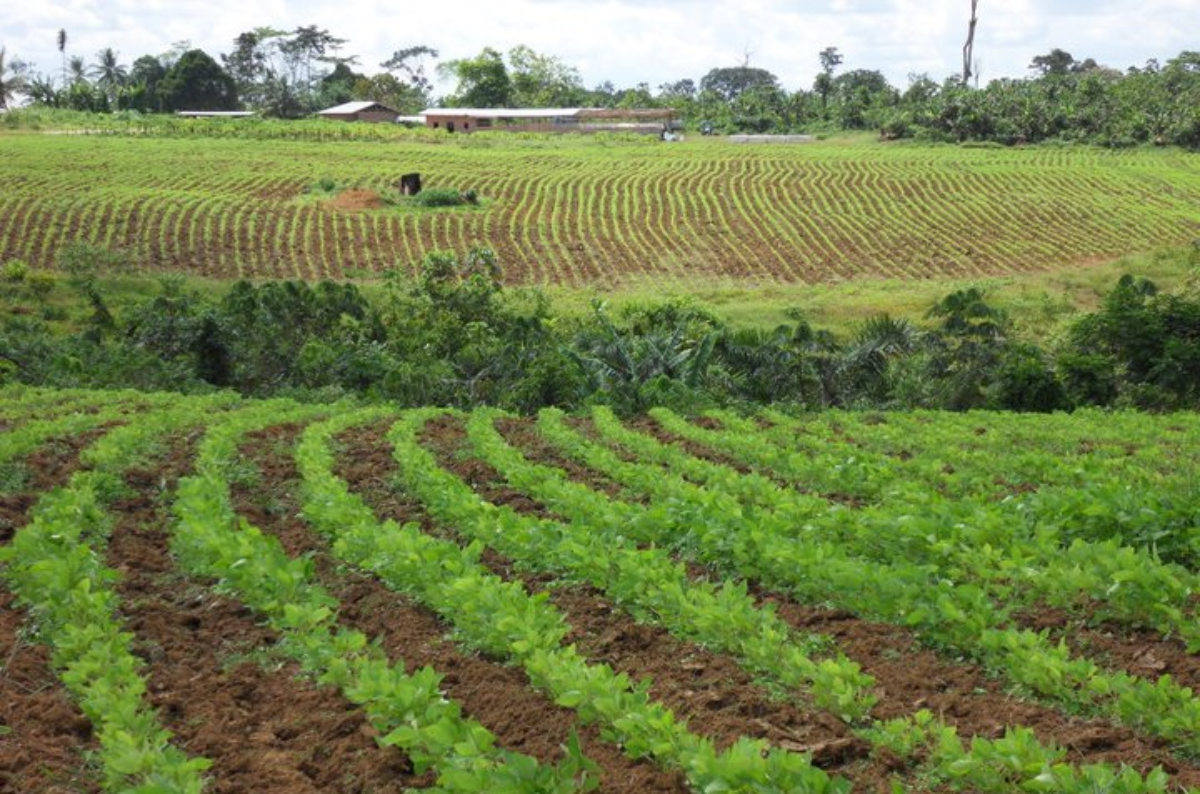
top-left (107, 434), bottom-right (423, 794)
top-left (376, 420), bottom-right (911, 788)
top-left (416, 415), bottom-right (1200, 789)
top-left (1, 428), bottom-right (107, 794)
top-left (239, 424), bottom-right (689, 794)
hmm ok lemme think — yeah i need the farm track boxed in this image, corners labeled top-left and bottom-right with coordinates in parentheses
top-left (3, 135), bottom-right (1199, 286)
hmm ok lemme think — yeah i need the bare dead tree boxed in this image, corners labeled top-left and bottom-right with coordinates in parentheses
top-left (963, 0), bottom-right (979, 85)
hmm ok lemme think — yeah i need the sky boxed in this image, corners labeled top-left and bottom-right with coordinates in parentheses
top-left (5, 0), bottom-right (1198, 96)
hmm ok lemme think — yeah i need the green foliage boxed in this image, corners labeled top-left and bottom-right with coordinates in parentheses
top-left (439, 47), bottom-right (512, 108)
top-left (413, 187), bottom-right (470, 207)
top-left (990, 343), bottom-right (1067, 412)
top-left (1065, 273), bottom-right (1200, 408)
top-left (6, 241), bottom-right (1200, 414)
top-left (0, 405), bottom-right (226, 792)
top-left (2, 260), bottom-right (28, 283)
top-left (156, 49), bottom-right (238, 112)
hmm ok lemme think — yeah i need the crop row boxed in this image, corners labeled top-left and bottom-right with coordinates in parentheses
top-left (643, 407), bottom-right (1200, 645)
top-left (495, 407), bottom-right (1200, 754)
top-left (2, 134), bottom-right (1198, 285)
top-left (3, 387), bottom-right (1199, 792)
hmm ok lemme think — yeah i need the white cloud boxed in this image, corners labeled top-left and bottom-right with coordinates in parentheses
top-left (4, 0), bottom-right (1197, 95)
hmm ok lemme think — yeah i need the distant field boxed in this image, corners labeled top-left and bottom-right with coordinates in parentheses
top-left (1, 131), bottom-right (1198, 286)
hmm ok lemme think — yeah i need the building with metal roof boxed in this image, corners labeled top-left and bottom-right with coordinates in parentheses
top-left (317, 101), bottom-right (400, 123)
top-left (419, 107), bottom-right (676, 134)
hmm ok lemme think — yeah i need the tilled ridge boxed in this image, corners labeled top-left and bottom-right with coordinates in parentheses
top-left (1, 427), bottom-right (112, 794)
top-left (107, 435), bottom-right (422, 794)
top-left (765, 596), bottom-right (1200, 787)
top-left (243, 423), bottom-right (689, 794)
top-left (424, 413), bottom-right (1200, 790)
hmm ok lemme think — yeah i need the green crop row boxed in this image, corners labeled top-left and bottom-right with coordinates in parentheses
top-left (527, 408), bottom-right (1200, 756)
top-left (299, 408), bottom-right (849, 793)
top-left (458, 406), bottom-right (875, 722)
top-left (2, 133), bottom-right (1198, 285)
top-left (647, 408), bottom-right (1200, 647)
top-left (171, 401), bottom-right (600, 792)
top-left (0, 399), bottom-right (240, 792)
top-left (402, 404), bottom-right (1183, 790)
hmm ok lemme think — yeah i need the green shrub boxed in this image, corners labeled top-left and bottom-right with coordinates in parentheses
top-left (411, 188), bottom-right (483, 208)
top-left (990, 343), bottom-right (1067, 412)
top-left (310, 176), bottom-right (339, 194)
top-left (26, 272), bottom-right (56, 303)
top-left (2, 260), bottom-right (28, 282)
top-left (57, 241), bottom-right (132, 279)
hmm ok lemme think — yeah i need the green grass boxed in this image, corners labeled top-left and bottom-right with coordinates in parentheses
top-left (551, 246), bottom-right (1200, 335)
top-left (1, 126), bottom-right (1197, 288)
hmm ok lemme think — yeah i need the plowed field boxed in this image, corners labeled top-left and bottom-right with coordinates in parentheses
top-left (1, 133), bottom-right (1198, 287)
top-left (5, 387), bottom-right (1200, 792)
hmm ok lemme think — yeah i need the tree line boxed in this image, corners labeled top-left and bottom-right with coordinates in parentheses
top-left (3, 243), bottom-right (1199, 414)
top-left (2, 28), bottom-right (1197, 147)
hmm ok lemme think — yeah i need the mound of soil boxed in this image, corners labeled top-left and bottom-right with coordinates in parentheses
top-left (325, 189), bottom-right (383, 211)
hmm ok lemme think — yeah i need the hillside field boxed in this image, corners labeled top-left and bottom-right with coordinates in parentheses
top-left (1, 130), bottom-right (1199, 288)
top-left (5, 386), bottom-right (1200, 792)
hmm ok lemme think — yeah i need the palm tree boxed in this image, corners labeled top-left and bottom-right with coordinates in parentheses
top-left (57, 29), bottom-right (67, 87)
top-left (68, 55), bottom-right (88, 85)
top-left (90, 47), bottom-right (128, 100)
top-left (0, 47), bottom-right (30, 109)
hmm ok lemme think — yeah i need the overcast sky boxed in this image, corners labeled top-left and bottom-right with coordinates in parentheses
top-left (5, 0), bottom-right (1198, 95)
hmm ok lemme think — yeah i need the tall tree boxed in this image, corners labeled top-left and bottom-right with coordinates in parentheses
top-left (380, 45), bottom-right (439, 100)
top-left (90, 47), bottom-right (128, 101)
top-left (1029, 48), bottom-right (1078, 77)
top-left (508, 45), bottom-right (585, 107)
top-left (962, 0), bottom-right (979, 85)
top-left (156, 49), bottom-right (237, 111)
top-left (439, 48), bottom-right (511, 107)
top-left (280, 25), bottom-right (345, 93)
top-left (68, 55), bottom-right (88, 85)
top-left (0, 47), bottom-right (31, 109)
top-left (126, 55), bottom-right (167, 111)
top-left (223, 26), bottom-right (351, 114)
top-left (57, 29), bottom-right (67, 88)
top-left (699, 66), bottom-right (779, 102)
top-left (815, 46), bottom-right (843, 112)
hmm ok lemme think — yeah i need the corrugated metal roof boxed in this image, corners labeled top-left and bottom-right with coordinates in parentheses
top-left (420, 108), bottom-right (583, 119)
top-left (318, 101), bottom-right (397, 116)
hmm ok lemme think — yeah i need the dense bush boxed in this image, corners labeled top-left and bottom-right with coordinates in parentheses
top-left (412, 188), bottom-right (480, 208)
top-left (3, 245), bottom-right (1200, 414)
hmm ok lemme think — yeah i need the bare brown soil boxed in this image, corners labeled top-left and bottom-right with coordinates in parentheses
top-left (495, 417), bottom-right (627, 499)
top-left (765, 598), bottom-right (1200, 785)
top-left (106, 435), bottom-right (422, 794)
top-left (1020, 607), bottom-right (1200, 695)
top-left (1, 430), bottom-right (107, 794)
top-left (417, 415), bottom-right (1200, 789)
top-left (344, 419), bottom-right (908, 790)
top-left (325, 189), bottom-right (384, 211)
top-left (236, 424), bottom-right (689, 794)
top-left (0, 428), bottom-right (110, 544)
